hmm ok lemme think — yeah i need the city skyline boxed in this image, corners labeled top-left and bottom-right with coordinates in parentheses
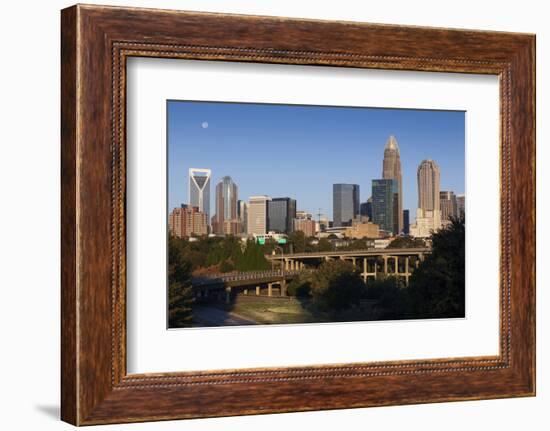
top-left (168, 100), bottom-right (465, 223)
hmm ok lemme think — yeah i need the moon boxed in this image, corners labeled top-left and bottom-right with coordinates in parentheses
top-left (201, 121), bottom-right (209, 129)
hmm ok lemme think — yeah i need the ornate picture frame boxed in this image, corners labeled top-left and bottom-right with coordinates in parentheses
top-left (61, 4), bottom-right (535, 425)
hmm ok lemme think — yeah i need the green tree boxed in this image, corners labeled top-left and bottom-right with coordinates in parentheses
top-left (235, 240), bottom-right (270, 271)
top-left (339, 238), bottom-right (370, 251)
top-left (365, 277), bottom-right (410, 319)
top-left (387, 236), bottom-right (426, 249)
top-left (287, 270), bottom-right (314, 297)
top-left (205, 236), bottom-right (243, 267)
top-left (168, 235), bottom-right (195, 327)
top-left (408, 218), bottom-right (465, 318)
top-left (317, 238), bottom-right (333, 252)
top-left (219, 259), bottom-right (234, 273)
top-left (310, 260), bottom-right (365, 311)
top-left (287, 231), bottom-right (307, 253)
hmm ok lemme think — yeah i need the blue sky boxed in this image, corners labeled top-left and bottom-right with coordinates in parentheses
top-left (168, 101), bottom-right (465, 222)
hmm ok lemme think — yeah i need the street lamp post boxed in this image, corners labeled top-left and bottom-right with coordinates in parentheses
top-left (273, 245), bottom-right (287, 298)
top-left (272, 245), bottom-right (285, 277)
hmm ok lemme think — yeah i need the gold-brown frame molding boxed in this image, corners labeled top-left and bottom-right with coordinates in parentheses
top-left (61, 4), bottom-right (535, 425)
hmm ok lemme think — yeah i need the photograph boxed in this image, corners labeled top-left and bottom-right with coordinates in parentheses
top-left (167, 100), bottom-right (466, 328)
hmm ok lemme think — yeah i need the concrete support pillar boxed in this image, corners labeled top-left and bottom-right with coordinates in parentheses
top-left (394, 256), bottom-right (399, 275)
top-left (281, 279), bottom-right (287, 297)
top-left (374, 262), bottom-right (378, 279)
top-left (363, 258), bottom-right (367, 282)
top-left (405, 257), bottom-right (410, 286)
top-left (383, 256), bottom-right (388, 275)
top-left (225, 287), bottom-right (231, 304)
top-left (268, 283), bottom-right (273, 297)
top-left (352, 257), bottom-right (356, 267)
top-left (244, 289), bottom-right (248, 295)
top-left (256, 285), bottom-right (260, 296)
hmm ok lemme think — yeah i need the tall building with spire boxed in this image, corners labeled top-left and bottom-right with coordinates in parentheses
top-left (188, 168), bottom-right (211, 224)
top-left (411, 159), bottom-right (442, 238)
top-left (212, 176), bottom-right (240, 235)
top-left (382, 135), bottom-right (404, 234)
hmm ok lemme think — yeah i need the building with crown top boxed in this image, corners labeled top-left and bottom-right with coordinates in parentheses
top-left (382, 135), bottom-right (404, 234)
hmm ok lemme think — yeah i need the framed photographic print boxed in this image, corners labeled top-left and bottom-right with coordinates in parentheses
top-left (61, 4), bottom-right (536, 425)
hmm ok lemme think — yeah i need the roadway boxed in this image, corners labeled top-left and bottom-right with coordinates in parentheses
top-left (265, 247), bottom-right (431, 260)
top-left (193, 305), bottom-right (258, 326)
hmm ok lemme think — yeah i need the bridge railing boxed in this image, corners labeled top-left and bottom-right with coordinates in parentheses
top-left (265, 247), bottom-right (431, 259)
top-left (192, 269), bottom-right (302, 286)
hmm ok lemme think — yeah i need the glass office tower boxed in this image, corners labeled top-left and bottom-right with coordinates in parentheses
top-left (372, 179), bottom-right (398, 235)
top-left (267, 197), bottom-right (297, 233)
top-left (333, 184), bottom-right (360, 227)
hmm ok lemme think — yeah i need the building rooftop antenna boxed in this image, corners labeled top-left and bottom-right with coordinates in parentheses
top-left (317, 208), bottom-right (323, 238)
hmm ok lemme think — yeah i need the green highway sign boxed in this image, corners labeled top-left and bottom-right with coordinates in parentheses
top-left (257, 237), bottom-right (265, 245)
top-left (277, 238), bottom-right (287, 244)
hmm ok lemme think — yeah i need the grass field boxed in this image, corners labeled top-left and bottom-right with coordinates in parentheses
top-left (208, 296), bottom-right (380, 325)
top-left (212, 297), bottom-right (332, 325)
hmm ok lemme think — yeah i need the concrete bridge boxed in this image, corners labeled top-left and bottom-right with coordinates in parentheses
top-left (192, 270), bottom-right (300, 303)
top-left (192, 248), bottom-right (430, 303)
top-left (266, 247), bottom-right (430, 285)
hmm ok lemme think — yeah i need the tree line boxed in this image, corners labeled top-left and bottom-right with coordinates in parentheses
top-left (168, 218), bottom-right (464, 326)
top-left (286, 218), bottom-right (465, 320)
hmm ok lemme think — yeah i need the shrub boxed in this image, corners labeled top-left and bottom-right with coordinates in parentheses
top-left (310, 260), bottom-right (365, 311)
top-left (287, 271), bottom-right (313, 297)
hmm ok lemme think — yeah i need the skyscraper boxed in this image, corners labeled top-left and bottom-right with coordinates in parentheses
top-left (237, 200), bottom-right (248, 234)
top-left (267, 197), bottom-right (296, 233)
top-left (247, 195), bottom-right (271, 235)
top-left (403, 209), bottom-right (410, 235)
top-left (382, 135), bottom-right (404, 233)
top-left (333, 184), bottom-right (360, 227)
top-left (212, 176), bottom-right (239, 235)
top-left (440, 190), bottom-right (458, 224)
top-left (371, 179), bottom-right (398, 235)
top-left (417, 159), bottom-right (441, 212)
top-left (188, 168), bottom-right (211, 224)
top-left (410, 159), bottom-right (442, 238)
top-left (360, 197), bottom-right (373, 221)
